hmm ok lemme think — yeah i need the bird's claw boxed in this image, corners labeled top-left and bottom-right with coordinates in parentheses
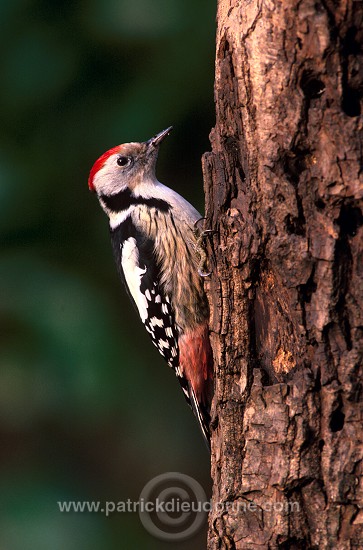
top-left (193, 222), bottom-right (216, 278)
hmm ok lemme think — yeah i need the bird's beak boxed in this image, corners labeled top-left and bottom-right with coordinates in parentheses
top-left (146, 126), bottom-right (173, 148)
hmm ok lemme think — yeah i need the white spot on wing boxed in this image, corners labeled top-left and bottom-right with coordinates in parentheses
top-left (155, 294), bottom-right (161, 303)
top-left (121, 238), bottom-right (148, 322)
top-left (158, 339), bottom-right (170, 349)
top-left (145, 289), bottom-right (151, 301)
top-left (150, 317), bottom-right (164, 327)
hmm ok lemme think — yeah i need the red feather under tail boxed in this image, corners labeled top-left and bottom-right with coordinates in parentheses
top-left (178, 322), bottom-right (213, 447)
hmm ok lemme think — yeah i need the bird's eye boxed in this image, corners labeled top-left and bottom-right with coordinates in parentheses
top-left (117, 156), bottom-right (131, 167)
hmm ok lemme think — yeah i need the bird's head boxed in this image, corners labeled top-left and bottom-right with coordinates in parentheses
top-left (88, 127), bottom-right (172, 197)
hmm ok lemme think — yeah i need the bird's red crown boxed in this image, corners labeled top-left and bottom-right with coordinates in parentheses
top-left (88, 145), bottom-right (122, 191)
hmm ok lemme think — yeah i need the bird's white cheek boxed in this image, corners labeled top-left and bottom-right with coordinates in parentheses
top-left (95, 168), bottom-right (127, 196)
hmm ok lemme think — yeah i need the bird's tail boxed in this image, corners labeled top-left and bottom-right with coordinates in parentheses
top-left (188, 384), bottom-right (211, 451)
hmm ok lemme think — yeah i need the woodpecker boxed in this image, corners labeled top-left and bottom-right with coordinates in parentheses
top-left (88, 127), bottom-right (213, 448)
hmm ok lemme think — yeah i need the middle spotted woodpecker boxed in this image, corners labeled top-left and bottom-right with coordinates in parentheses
top-left (88, 127), bottom-right (213, 448)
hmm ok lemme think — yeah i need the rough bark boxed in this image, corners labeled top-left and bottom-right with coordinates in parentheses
top-left (202, 1), bottom-right (363, 548)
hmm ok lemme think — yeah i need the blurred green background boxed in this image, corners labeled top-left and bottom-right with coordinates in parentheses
top-left (0, 0), bottom-right (216, 548)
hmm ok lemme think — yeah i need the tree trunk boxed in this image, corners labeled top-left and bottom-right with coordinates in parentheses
top-left (202, 1), bottom-right (363, 548)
